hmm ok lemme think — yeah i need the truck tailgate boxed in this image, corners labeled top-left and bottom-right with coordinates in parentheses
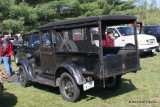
top-left (104, 52), bottom-right (139, 77)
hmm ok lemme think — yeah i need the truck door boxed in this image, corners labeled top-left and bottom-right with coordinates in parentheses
top-left (40, 30), bottom-right (53, 74)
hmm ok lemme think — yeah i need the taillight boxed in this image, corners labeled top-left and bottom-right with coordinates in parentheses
top-left (87, 77), bottom-right (92, 82)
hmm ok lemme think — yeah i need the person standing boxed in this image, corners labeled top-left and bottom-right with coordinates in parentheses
top-left (0, 35), bottom-right (13, 78)
top-left (12, 36), bottom-right (21, 45)
top-left (17, 34), bottom-right (23, 44)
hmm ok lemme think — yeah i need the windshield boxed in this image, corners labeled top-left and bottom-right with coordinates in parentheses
top-left (32, 35), bottom-right (39, 43)
top-left (151, 26), bottom-right (160, 34)
top-left (29, 35), bottom-right (40, 48)
top-left (117, 27), bottom-right (134, 36)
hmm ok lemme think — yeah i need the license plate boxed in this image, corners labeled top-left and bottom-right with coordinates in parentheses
top-left (83, 81), bottom-right (94, 91)
top-left (152, 49), bottom-right (155, 52)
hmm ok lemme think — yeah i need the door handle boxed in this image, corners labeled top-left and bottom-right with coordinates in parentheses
top-left (122, 40), bottom-right (125, 41)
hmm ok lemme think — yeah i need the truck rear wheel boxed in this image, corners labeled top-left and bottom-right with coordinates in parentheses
top-left (105, 75), bottom-right (121, 90)
top-left (19, 66), bottom-right (29, 87)
top-left (0, 82), bottom-right (3, 97)
top-left (59, 72), bottom-right (80, 102)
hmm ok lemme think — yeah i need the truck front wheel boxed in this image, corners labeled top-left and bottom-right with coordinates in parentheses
top-left (105, 75), bottom-right (121, 90)
top-left (59, 72), bottom-right (80, 102)
top-left (19, 66), bottom-right (29, 87)
top-left (14, 53), bottom-right (20, 65)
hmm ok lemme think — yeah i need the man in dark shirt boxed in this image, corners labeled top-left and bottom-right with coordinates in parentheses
top-left (17, 34), bottom-right (23, 44)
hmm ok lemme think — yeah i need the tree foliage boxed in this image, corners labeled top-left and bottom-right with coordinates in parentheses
top-left (136, 0), bottom-right (160, 25)
top-left (0, 0), bottom-right (137, 34)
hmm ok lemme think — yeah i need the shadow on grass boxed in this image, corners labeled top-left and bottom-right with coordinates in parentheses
top-left (0, 92), bottom-right (17, 107)
top-left (31, 82), bottom-right (60, 94)
top-left (29, 78), bottom-right (136, 102)
top-left (140, 53), bottom-right (157, 58)
top-left (79, 78), bottom-right (137, 101)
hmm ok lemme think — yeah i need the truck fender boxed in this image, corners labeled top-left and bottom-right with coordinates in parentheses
top-left (19, 60), bottom-right (36, 80)
top-left (55, 63), bottom-right (86, 85)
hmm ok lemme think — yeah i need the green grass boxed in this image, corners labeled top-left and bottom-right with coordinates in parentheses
top-left (0, 53), bottom-right (160, 107)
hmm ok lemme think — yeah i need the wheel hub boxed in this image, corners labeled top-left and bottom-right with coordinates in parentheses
top-left (64, 87), bottom-right (68, 90)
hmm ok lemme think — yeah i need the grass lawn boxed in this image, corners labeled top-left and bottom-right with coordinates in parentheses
top-left (0, 53), bottom-right (160, 107)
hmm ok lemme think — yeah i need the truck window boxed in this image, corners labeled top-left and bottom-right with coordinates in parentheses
top-left (72, 28), bottom-right (84, 41)
top-left (51, 31), bottom-right (56, 47)
top-left (90, 27), bottom-right (99, 47)
top-left (30, 35), bottom-right (39, 48)
top-left (41, 31), bottom-right (51, 48)
top-left (23, 36), bottom-right (29, 46)
top-left (63, 31), bottom-right (69, 40)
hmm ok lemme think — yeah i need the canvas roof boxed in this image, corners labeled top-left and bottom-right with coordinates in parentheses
top-left (38, 15), bottom-right (137, 29)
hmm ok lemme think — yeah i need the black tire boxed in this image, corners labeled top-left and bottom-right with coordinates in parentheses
top-left (59, 72), bottom-right (80, 102)
top-left (125, 44), bottom-right (135, 49)
top-left (148, 51), bottom-right (154, 55)
top-left (59, 40), bottom-right (78, 52)
top-left (19, 66), bottom-right (29, 87)
top-left (0, 83), bottom-right (3, 97)
top-left (105, 75), bottom-right (121, 90)
top-left (14, 53), bottom-right (20, 65)
top-left (157, 42), bottom-right (160, 52)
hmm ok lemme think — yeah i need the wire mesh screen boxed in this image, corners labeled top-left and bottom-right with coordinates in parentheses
top-left (55, 27), bottom-right (100, 53)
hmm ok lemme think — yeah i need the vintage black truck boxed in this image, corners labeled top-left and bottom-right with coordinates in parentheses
top-left (17, 15), bottom-right (141, 102)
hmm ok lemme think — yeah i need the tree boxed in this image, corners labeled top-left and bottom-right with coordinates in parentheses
top-left (1, 1), bottom-right (38, 34)
top-left (136, 0), bottom-right (160, 25)
top-left (0, 0), bottom-right (137, 34)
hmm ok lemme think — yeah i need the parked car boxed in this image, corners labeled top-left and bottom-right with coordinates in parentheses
top-left (106, 26), bottom-right (159, 54)
top-left (18, 15), bottom-right (141, 102)
top-left (142, 25), bottom-right (160, 51)
top-left (12, 33), bottom-right (39, 65)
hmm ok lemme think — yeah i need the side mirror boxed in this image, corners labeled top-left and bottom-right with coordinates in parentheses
top-left (114, 33), bottom-right (119, 37)
top-left (26, 53), bottom-right (33, 60)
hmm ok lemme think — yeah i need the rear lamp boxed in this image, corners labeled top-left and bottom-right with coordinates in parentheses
top-left (87, 77), bottom-right (92, 82)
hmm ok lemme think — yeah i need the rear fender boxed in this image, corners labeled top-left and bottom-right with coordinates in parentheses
top-left (56, 63), bottom-right (86, 85)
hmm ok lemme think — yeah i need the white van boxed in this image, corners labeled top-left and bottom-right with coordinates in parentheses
top-left (107, 26), bottom-right (159, 54)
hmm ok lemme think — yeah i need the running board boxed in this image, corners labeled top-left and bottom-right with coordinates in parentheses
top-left (32, 77), bottom-right (56, 87)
